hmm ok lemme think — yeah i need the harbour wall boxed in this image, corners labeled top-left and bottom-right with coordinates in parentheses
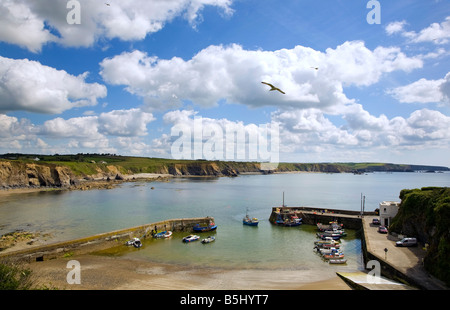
top-left (0, 217), bottom-right (213, 263)
top-left (269, 206), bottom-right (376, 230)
top-left (270, 206), bottom-right (423, 288)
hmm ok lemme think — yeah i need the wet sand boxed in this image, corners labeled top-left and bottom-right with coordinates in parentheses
top-left (27, 254), bottom-right (351, 290)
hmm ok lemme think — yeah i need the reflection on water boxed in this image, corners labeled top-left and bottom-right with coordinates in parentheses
top-left (1, 172), bottom-right (449, 269)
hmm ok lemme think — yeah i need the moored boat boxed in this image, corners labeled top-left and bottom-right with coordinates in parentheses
top-left (322, 252), bottom-right (345, 260)
top-left (193, 221), bottom-right (217, 232)
top-left (201, 236), bottom-right (216, 243)
top-left (329, 259), bottom-right (347, 264)
top-left (153, 230), bottom-right (172, 238)
top-left (316, 247), bottom-right (340, 255)
top-left (243, 209), bottom-right (259, 226)
top-left (125, 237), bottom-right (143, 248)
top-left (317, 233), bottom-right (341, 240)
top-left (182, 235), bottom-right (200, 243)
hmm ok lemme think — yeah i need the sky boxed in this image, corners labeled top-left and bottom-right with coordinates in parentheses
top-left (0, 0), bottom-right (450, 167)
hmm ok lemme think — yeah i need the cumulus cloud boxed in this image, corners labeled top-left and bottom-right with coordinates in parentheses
top-left (157, 110), bottom-right (279, 162)
top-left (386, 16), bottom-right (450, 44)
top-left (0, 56), bottom-right (107, 114)
top-left (148, 105), bottom-right (450, 163)
top-left (100, 42), bottom-right (422, 111)
top-left (0, 108), bottom-right (155, 154)
top-left (387, 72), bottom-right (450, 105)
top-left (39, 108), bottom-right (155, 138)
top-left (0, 0), bottom-right (56, 52)
top-left (0, 0), bottom-right (234, 52)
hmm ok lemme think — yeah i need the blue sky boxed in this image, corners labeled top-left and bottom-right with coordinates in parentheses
top-left (1, 0), bottom-right (450, 166)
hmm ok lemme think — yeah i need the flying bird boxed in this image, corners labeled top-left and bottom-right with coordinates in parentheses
top-left (105, 3), bottom-right (110, 6)
top-left (310, 67), bottom-right (318, 70)
top-left (261, 82), bottom-right (285, 94)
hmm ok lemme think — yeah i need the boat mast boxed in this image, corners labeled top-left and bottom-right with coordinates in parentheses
top-left (282, 191), bottom-right (286, 207)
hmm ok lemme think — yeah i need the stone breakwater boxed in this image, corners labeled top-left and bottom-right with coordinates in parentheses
top-left (0, 217), bottom-right (213, 263)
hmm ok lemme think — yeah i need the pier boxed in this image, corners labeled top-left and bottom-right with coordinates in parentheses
top-left (0, 217), bottom-right (213, 263)
top-left (270, 206), bottom-right (448, 290)
top-left (269, 206), bottom-right (375, 229)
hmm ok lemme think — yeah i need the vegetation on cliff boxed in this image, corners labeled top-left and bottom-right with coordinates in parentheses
top-left (390, 187), bottom-right (450, 286)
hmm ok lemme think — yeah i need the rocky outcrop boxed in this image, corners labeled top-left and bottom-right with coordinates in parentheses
top-left (0, 161), bottom-right (75, 188)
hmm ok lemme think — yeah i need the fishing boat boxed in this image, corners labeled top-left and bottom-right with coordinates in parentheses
top-left (193, 221), bottom-right (217, 232)
top-left (317, 221), bottom-right (343, 232)
top-left (316, 247), bottom-right (340, 255)
top-left (323, 229), bottom-right (347, 237)
top-left (314, 236), bottom-right (339, 244)
top-left (243, 209), bottom-right (259, 226)
top-left (201, 236), bottom-right (216, 243)
top-left (154, 230), bottom-right (172, 238)
top-left (125, 237), bottom-right (142, 248)
top-left (317, 233), bottom-right (341, 240)
top-left (322, 252), bottom-right (345, 260)
top-left (318, 242), bottom-right (341, 249)
top-left (182, 235), bottom-right (200, 243)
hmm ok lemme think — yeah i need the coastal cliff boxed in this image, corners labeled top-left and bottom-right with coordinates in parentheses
top-left (1, 154), bottom-right (449, 190)
top-left (390, 187), bottom-right (450, 286)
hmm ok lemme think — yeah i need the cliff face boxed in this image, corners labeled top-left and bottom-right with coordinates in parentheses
top-left (390, 187), bottom-right (450, 286)
top-left (0, 161), bottom-right (75, 188)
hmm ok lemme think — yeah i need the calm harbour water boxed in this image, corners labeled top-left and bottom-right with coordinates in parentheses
top-left (1, 172), bottom-right (449, 271)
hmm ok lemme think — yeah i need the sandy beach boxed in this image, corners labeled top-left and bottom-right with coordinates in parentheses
top-left (27, 253), bottom-right (351, 290)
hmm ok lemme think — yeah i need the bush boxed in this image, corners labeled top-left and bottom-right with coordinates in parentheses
top-left (0, 260), bottom-right (34, 290)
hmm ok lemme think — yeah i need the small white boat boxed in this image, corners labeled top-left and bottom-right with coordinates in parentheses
top-left (316, 247), bottom-right (340, 255)
top-left (201, 236), bottom-right (216, 243)
top-left (182, 235), bottom-right (200, 243)
top-left (125, 237), bottom-right (142, 248)
top-left (154, 230), bottom-right (172, 238)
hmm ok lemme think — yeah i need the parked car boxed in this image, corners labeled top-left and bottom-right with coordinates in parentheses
top-left (372, 218), bottom-right (380, 225)
top-left (377, 226), bottom-right (388, 234)
top-left (396, 237), bottom-right (417, 247)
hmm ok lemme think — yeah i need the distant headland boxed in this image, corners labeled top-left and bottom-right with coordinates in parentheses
top-left (1, 153), bottom-right (448, 190)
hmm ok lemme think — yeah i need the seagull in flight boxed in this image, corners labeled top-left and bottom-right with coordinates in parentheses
top-left (261, 82), bottom-right (285, 94)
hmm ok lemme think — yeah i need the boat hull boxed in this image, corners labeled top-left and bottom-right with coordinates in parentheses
top-left (193, 225), bottom-right (217, 232)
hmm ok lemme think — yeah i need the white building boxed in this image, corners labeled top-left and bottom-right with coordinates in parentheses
top-left (379, 201), bottom-right (400, 227)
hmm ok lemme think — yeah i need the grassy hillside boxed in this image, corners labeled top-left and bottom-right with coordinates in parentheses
top-left (1, 153), bottom-right (448, 175)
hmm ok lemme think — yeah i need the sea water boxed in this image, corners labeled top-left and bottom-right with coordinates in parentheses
top-left (1, 172), bottom-right (449, 270)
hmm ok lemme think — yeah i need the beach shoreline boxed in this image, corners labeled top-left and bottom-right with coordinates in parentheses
top-left (27, 253), bottom-right (351, 290)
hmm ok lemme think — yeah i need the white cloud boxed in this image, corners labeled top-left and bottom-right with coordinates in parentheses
top-left (100, 42), bottom-right (422, 111)
top-left (0, 0), bottom-right (56, 52)
top-left (0, 0), bottom-right (234, 52)
top-left (385, 20), bottom-right (407, 35)
top-left (0, 56), bottom-right (107, 114)
top-left (0, 108), bottom-right (156, 154)
top-left (386, 16), bottom-right (450, 44)
top-left (387, 72), bottom-right (450, 105)
top-left (98, 108), bottom-right (156, 137)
